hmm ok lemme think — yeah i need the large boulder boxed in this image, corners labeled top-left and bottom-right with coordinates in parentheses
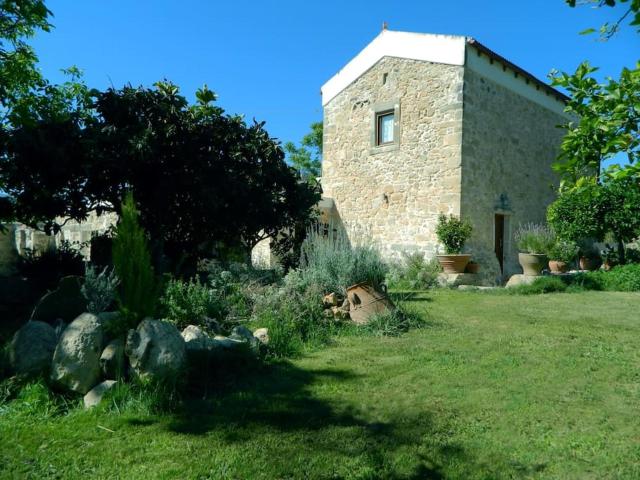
top-left (126, 319), bottom-right (186, 383)
top-left (9, 321), bottom-right (57, 377)
top-left (100, 338), bottom-right (125, 379)
top-left (50, 313), bottom-right (104, 394)
top-left (30, 276), bottom-right (87, 324)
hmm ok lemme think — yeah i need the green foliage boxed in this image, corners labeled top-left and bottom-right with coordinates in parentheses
top-left (549, 240), bottom-right (579, 263)
top-left (0, 0), bottom-right (51, 119)
top-left (283, 121), bottom-right (322, 182)
top-left (514, 223), bottom-right (555, 254)
top-left (81, 265), bottom-right (119, 314)
top-left (550, 61), bottom-right (640, 184)
top-left (363, 307), bottom-right (424, 337)
top-left (595, 263), bottom-right (640, 291)
top-left (566, 0), bottom-right (640, 38)
top-left (112, 192), bottom-right (159, 329)
top-left (299, 225), bottom-right (388, 295)
top-left (547, 182), bottom-right (605, 242)
top-left (435, 214), bottom-right (472, 254)
top-left (387, 251), bottom-right (442, 290)
top-left (548, 177), bottom-right (640, 263)
top-left (508, 276), bottom-right (569, 295)
top-left (17, 240), bottom-right (84, 288)
top-left (252, 281), bottom-right (329, 358)
top-left (160, 278), bottom-right (224, 331)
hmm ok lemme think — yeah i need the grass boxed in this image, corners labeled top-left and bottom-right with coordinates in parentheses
top-left (1, 290), bottom-right (640, 478)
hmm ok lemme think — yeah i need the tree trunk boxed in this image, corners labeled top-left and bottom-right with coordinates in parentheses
top-left (617, 238), bottom-right (625, 265)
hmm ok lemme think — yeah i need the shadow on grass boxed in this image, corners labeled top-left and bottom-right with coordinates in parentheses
top-left (138, 357), bottom-right (532, 479)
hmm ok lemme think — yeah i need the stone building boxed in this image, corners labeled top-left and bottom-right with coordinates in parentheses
top-left (320, 29), bottom-right (568, 279)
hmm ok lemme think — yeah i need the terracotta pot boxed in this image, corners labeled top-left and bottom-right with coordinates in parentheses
top-left (579, 256), bottom-right (601, 271)
top-left (437, 254), bottom-right (471, 274)
top-left (465, 262), bottom-right (480, 274)
top-left (548, 260), bottom-right (568, 274)
top-left (518, 253), bottom-right (547, 276)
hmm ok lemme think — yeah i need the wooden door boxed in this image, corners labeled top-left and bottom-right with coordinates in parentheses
top-left (495, 214), bottom-right (505, 273)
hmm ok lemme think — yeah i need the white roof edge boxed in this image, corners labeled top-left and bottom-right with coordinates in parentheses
top-left (320, 30), bottom-right (569, 117)
top-left (321, 30), bottom-right (467, 106)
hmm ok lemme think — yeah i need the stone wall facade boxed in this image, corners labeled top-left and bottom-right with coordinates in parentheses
top-left (460, 68), bottom-right (565, 277)
top-left (322, 56), bottom-right (465, 259)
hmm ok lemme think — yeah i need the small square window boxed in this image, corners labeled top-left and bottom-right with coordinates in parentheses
top-left (376, 111), bottom-right (395, 145)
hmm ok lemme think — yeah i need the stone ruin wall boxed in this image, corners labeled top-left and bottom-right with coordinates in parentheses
top-left (322, 56), bottom-right (465, 261)
top-left (0, 211), bottom-right (117, 276)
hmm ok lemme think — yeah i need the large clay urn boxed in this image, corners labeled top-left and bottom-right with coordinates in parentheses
top-left (518, 253), bottom-right (547, 276)
top-left (437, 254), bottom-right (471, 274)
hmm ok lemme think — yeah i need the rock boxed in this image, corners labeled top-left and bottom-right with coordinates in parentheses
top-left (229, 325), bottom-right (260, 352)
top-left (506, 274), bottom-right (539, 288)
top-left (211, 335), bottom-right (249, 351)
top-left (100, 339), bottom-right (125, 378)
top-left (126, 319), bottom-right (186, 383)
top-left (331, 305), bottom-right (350, 321)
top-left (9, 321), bottom-right (57, 377)
top-left (30, 276), bottom-right (87, 324)
top-left (83, 380), bottom-right (117, 409)
top-left (253, 328), bottom-right (269, 345)
top-left (50, 313), bottom-right (104, 394)
top-left (322, 292), bottom-right (341, 308)
top-left (181, 325), bottom-right (208, 348)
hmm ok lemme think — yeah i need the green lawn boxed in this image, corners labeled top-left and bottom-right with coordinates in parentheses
top-left (1, 290), bottom-right (640, 479)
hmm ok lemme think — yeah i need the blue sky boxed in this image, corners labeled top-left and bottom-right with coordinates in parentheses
top-left (33, 0), bottom-right (638, 147)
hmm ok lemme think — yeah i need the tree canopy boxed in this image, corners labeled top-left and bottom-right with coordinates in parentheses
top-left (284, 121), bottom-right (322, 182)
top-left (0, 82), bottom-right (321, 272)
top-left (0, 0), bottom-right (51, 121)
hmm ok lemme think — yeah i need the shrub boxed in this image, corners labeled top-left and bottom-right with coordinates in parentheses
top-left (597, 264), bottom-right (640, 292)
top-left (387, 251), bottom-right (441, 290)
top-left (299, 225), bottom-right (387, 295)
top-left (81, 265), bottom-right (119, 314)
top-left (160, 278), bottom-right (223, 331)
top-left (435, 214), bottom-right (473, 254)
top-left (549, 240), bottom-right (579, 263)
top-left (252, 281), bottom-right (329, 358)
top-left (509, 276), bottom-right (568, 295)
top-left (363, 306), bottom-right (424, 337)
top-left (18, 240), bottom-right (85, 288)
top-left (625, 246), bottom-right (640, 264)
top-left (112, 192), bottom-right (160, 332)
top-left (515, 223), bottom-right (555, 254)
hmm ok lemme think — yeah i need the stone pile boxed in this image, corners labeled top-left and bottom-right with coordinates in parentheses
top-left (322, 292), bottom-right (351, 321)
top-left (8, 306), bottom-right (269, 409)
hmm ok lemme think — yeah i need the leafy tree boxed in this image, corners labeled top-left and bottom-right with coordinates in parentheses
top-left (0, 0), bottom-right (51, 121)
top-left (284, 121), bottom-right (322, 182)
top-left (0, 82), bottom-right (320, 273)
top-left (566, 0), bottom-right (640, 38)
top-left (550, 62), bottom-right (640, 185)
top-left (547, 176), bottom-right (640, 263)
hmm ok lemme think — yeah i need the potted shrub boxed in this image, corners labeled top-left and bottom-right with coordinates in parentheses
top-left (465, 260), bottom-right (480, 274)
top-left (515, 223), bottom-right (555, 276)
top-left (548, 240), bottom-right (579, 274)
top-left (435, 214), bottom-right (473, 274)
top-left (601, 245), bottom-right (619, 271)
top-left (578, 240), bottom-right (602, 271)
